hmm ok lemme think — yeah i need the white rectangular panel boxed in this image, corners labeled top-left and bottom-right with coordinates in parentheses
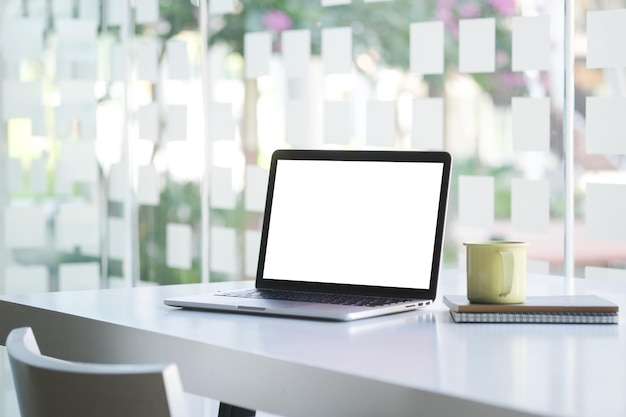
top-left (107, 0), bottom-right (126, 27)
top-left (245, 165), bottom-right (269, 213)
top-left (27, 0), bottom-right (46, 18)
top-left (59, 262), bottom-right (100, 291)
top-left (55, 204), bottom-right (100, 252)
top-left (211, 227), bottom-right (237, 274)
top-left (165, 105), bottom-right (187, 141)
top-left (322, 0), bottom-right (351, 5)
top-left (459, 18), bottom-right (495, 73)
top-left (211, 102), bottom-right (235, 141)
top-left (324, 100), bottom-right (351, 145)
top-left (587, 9), bottom-right (626, 68)
top-left (211, 167), bottom-right (236, 209)
top-left (244, 32), bottom-right (272, 79)
top-left (108, 163), bottom-right (126, 203)
top-left (512, 97), bottom-right (550, 152)
top-left (138, 164), bottom-right (160, 206)
top-left (166, 223), bottom-right (193, 270)
top-left (108, 217), bottom-right (126, 261)
top-left (7, 158), bottom-right (22, 192)
top-left (4, 206), bottom-right (46, 249)
top-left (282, 30), bottom-right (311, 78)
top-left (285, 100), bottom-right (310, 148)
top-left (57, 19), bottom-right (98, 44)
top-left (209, 0), bottom-right (236, 15)
top-left (136, 0), bottom-right (159, 24)
top-left (586, 183), bottom-right (626, 241)
top-left (57, 103), bottom-right (97, 124)
top-left (58, 140), bottom-right (98, 183)
top-left (412, 98), bottom-right (443, 150)
top-left (585, 266), bottom-right (626, 284)
top-left (366, 100), bottom-right (395, 147)
top-left (2, 81), bottom-right (42, 120)
top-left (52, 0), bottom-right (73, 18)
top-left (59, 81), bottom-right (95, 103)
top-left (512, 16), bottom-right (550, 71)
top-left (511, 179), bottom-right (549, 233)
top-left (166, 40), bottom-right (190, 80)
top-left (137, 40), bottom-right (159, 82)
top-left (410, 21), bottom-right (444, 74)
top-left (5, 266), bottom-right (48, 295)
top-left (322, 27), bottom-right (352, 74)
top-left (139, 103), bottom-right (159, 142)
top-left (79, 0), bottom-right (100, 20)
top-left (1, 19), bottom-right (44, 61)
top-left (30, 157), bottom-right (48, 194)
top-left (586, 97), bottom-right (626, 154)
top-left (245, 230), bottom-right (262, 277)
top-left (458, 175), bottom-right (494, 228)
top-left (109, 43), bottom-right (125, 82)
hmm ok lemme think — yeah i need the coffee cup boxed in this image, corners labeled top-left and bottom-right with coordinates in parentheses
top-left (463, 241), bottom-right (528, 304)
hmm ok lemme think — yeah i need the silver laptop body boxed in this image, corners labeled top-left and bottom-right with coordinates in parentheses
top-left (165, 149), bottom-right (452, 321)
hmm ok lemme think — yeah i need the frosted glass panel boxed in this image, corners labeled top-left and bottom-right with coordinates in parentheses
top-left (410, 22), bottom-right (444, 75)
top-left (1, 19), bottom-right (44, 61)
top-left (245, 230), bottom-right (262, 277)
top-left (166, 40), bottom-right (190, 80)
top-left (586, 97), bottom-right (626, 154)
top-left (586, 183), bottom-right (626, 241)
top-left (4, 207), bottom-right (46, 249)
top-left (211, 227), bottom-right (237, 274)
top-left (587, 9), bottom-right (626, 68)
top-left (412, 98), bottom-right (443, 150)
top-left (245, 166), bottom-right (269, 213)
top-left (324, 101), bottom-right (351, 145)
top-left (166, 223), bottom-right (193, 270)
top-left (459, 18), bottom-right (495, 73)
top-left (5, 266), bottom-right (48, 295)
top-left (59, 263), bottom-right (100, 291)
top-left (322, 27), bottom-right (352, 74)
top-left (511, 179), bottom-right (549, 233)
top-left (366, 101), bottom-right (395, 147)
top-left (282, 30), bottom-right (311, 78)
top-left (211, 168), bottom-right (236, 209)
top-left (244, 32), bottom-right (272, 79)
top-left (512, 16), bottom-right (551, 71)
top-left (512, 97), bottom-right (550, 152)
top-left (458, 176), bottom-right (494, 229)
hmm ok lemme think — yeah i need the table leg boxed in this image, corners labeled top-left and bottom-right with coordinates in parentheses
top-left (217, 402), bottom-right (256, 417)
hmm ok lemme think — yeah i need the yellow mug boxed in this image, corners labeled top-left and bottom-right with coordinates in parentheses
top-left (464, 241), bottom-right (528, 304)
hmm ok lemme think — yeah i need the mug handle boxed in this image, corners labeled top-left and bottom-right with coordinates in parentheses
top-left (497, 250), bottom-right (514, 297)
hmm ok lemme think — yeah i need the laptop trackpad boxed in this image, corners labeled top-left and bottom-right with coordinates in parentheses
top-left (235, 299), bottom-right (306, 310)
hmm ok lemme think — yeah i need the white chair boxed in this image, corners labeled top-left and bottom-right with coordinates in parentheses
top-left (6, 327), bottom-right (188, 417)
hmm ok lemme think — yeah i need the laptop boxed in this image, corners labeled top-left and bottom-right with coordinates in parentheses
top-left (165, 149), bottom-right (452, 321)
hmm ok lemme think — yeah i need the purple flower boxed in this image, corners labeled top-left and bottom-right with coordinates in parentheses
top-left (436, 7), bottom-right (459, 39)
top-left (499, 72), bottom-right (526, 87)
top-left (488, 0), bottom-right (517, 15)
top-left (458, 2), bottom-right (481, 19)
top-left (262, 10), bottom-right (292, 32)
top-left (495, 50), bottom-right (509, 67)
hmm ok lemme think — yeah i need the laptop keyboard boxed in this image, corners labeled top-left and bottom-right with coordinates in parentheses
top-left (217, 289), bottom-right (412, 307)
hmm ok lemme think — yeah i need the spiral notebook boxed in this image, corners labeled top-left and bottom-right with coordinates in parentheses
top-left (443, 295), bottom-right (619, 324)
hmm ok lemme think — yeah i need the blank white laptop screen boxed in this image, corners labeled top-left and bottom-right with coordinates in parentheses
top-left (262, 159), bottom-right (444, 290)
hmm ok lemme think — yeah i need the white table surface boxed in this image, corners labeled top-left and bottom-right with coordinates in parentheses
top-left (1, 269), bottom-right (625, 417)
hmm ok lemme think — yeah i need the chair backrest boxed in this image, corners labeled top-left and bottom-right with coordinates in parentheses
top-left (6, 327), bottom-right (188, 417)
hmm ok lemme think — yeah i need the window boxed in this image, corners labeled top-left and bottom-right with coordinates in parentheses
top-left (1, 0), bottom-right (625, 292)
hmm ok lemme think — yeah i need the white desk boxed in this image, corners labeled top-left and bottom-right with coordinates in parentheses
top-left (1, 270), bottom-right (625, 417)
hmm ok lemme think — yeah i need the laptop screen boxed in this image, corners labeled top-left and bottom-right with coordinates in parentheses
top-left (261, 157), bottom-right (446, 291)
